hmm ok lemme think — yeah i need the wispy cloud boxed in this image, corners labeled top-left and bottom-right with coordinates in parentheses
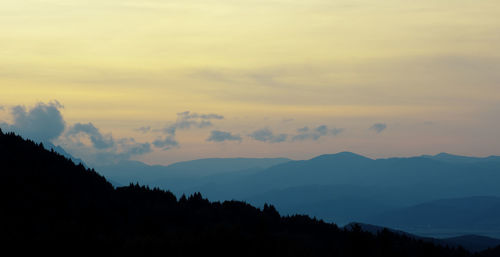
top-left (207, 130), bottom-right (242, 142)
top-left (370, 123), bottom-right (387, 133)
top-left (249, 128), bottom-right (287, 143)
top-left (135, 126), bottom-right (152, 133)
top-left (163, 111), bottom-right (224, 136)
top-left (153, 136), bottom-right (179, 150)
top-left (292, 125), bottom-right (343, 141)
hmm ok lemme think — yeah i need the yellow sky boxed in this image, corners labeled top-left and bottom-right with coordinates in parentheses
top-left (1, 0), bottom-right (500, 164)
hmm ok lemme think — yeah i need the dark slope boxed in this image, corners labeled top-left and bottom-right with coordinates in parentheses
top-left (443, 235), bottom-right (500, 253)
top-left (0, 130), bottom-right (478, 256)
top-left (481, 245), bottom-right (500, 257)
top-left (345, 223), bottom-right (500, 252)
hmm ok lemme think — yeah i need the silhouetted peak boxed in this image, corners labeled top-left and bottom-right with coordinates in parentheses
top-left (435, 152), bottom-right (461, 158)
top-left (311, 152), bottom-right (372, 162)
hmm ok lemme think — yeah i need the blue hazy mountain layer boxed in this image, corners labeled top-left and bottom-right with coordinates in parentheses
top-left (95, 151), bottom-right (500, 237)
top-left (366, 196), bottom-right (500, 238)
top-left (43, 142), bottom-right (87, 167)
top-left (96, 157), bottom-right (291, 189)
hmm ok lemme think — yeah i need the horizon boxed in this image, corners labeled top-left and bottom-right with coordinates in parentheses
top-left (2, 126), bottom-right (498, 167)
top-left (2, 0), bottom-right (500, 165)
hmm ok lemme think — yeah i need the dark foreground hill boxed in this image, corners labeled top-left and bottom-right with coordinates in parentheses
top-left (345, 223), bottom-right (500, 253)
top-left (0, 130), bottom-right (480, 257)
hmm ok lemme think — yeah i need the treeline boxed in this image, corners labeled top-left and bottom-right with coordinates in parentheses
top-left (0, 129), bottom-right (487, 256)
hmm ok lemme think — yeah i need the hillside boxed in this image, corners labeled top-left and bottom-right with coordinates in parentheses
top-left (345, 223), bottom-right (500, 252)
top-left (0, 129), bottom-right (479, 256)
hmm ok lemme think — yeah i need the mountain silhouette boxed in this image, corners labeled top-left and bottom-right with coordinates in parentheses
top-left (2, 128), bottom-right (482, 256)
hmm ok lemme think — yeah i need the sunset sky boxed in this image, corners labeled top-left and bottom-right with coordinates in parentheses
top-left (1, 0), bottom-right (500, 165)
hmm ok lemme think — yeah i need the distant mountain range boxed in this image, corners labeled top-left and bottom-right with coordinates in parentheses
top-left (421, 152), bottom-right (500, 164)
top-left (43, 141), bottom-right (87, 167)
top-left (96, 157), bottom-right (290, 189)
top-left (94, 151), bottom-right (500, 239)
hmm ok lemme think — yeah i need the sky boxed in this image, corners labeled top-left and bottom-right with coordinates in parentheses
top-left (1, 0), bottom-right (500, 165)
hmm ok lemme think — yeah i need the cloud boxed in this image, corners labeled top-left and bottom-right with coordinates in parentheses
top-left (297, 126), bottom-right (309, 133)
top-left (153, 136), bottom-right (179, 150)
top-left (124, 142), bottom-right (152, 156)
top-left (206, 130), bottom-right (242, 142)
top-left (163, 111), bottom-right (224, 136)
top-left (116, 138), bottom-right (153, 156)
top-left (177, 111), bottom-right (224, 120)
top-left (247, 125), bottom-right (343, 143)
top-left (331, 127), bottom-right (343, 136)
top-left (249, 128), bottom-right (287, 143)
top-left (315, 125), bottom-right (328, 135)
top-left (156, 110), bottom-right (225, 148)
top-left (292, 133), bottom-right (321, 141)
top-left (135, 126), bottom-right (151, 133)
top-left (66, 122), bottom-right (115, 149)
top-left (370, 123), bottom-right (387, 133)
top-left (0, 101), bottom-right (65, 143)
top-left (292, 125), bottom-right (343, 141)
top-left (62, 124), bottom-right (154, 165)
